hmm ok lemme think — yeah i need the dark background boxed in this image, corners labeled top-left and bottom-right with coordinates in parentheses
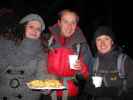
top-left (0, 0), bottom-right (132, 57)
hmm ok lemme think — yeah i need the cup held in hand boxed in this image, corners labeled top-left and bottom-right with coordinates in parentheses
top-left (92, 76), bottom-right (103, 88)
top-left (69, 55), bottom-right (78, 70)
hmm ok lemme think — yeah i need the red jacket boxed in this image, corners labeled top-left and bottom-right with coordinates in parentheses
top-left (48, 48), bottom-right (89, 96)
top-left (47, 23), bottom-right (89, 96)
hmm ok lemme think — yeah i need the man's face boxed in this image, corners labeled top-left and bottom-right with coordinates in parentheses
top-left (96, 35), bottom-right (114, 54)
top-left (58, 12), bottom-right (77, 37)
top-left (25, 20), bottom-right (42, 39)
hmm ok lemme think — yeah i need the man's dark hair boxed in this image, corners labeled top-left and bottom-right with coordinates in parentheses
top-left (58, 9), bottom-right (79, 23)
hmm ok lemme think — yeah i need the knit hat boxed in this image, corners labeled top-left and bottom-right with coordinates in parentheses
top-left (19, 13), bottom-right (45, 31)
top-left (93, 26), bottom-right (115, 42)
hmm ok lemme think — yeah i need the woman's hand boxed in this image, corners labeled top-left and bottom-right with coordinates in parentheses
top-left (73, 60), bottom-right (82, 70)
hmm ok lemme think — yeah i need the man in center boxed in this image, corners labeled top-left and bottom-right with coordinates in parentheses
top-left (47, 9), bottom-right (93, 100)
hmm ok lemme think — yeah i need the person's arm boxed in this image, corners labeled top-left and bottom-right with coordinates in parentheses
top-left (81, 43), bottom-right (94, 74)
top-left (35, 52), bottom-right (57, 80)
top-left (124, 55), bottom-right (133, 89)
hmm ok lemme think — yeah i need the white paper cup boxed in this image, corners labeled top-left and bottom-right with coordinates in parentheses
top-left (92, 76), bottom-right (103, 88)
top-left (69, 55), bottom-right (78, 70)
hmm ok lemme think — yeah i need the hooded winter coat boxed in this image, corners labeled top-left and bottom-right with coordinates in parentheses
top-left (47, 23), bottom-right (92, 96)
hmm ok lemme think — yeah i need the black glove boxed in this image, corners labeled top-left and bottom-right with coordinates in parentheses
top-left (72, 72), bottom-right (86, 86)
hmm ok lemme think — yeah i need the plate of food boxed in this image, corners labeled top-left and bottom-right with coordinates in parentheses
top-left (27, 79), bottom-right (66, 90)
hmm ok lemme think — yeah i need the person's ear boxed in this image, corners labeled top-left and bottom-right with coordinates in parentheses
top-left (111, 40), bottom-right (114, 45)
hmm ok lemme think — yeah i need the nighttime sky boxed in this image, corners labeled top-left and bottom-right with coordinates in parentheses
top-left (0, 0), bottom-right (132, 57)
top-left (0, 0), bottom-right (112, 25)
top-left (0, 0), bottom-right (112, 40)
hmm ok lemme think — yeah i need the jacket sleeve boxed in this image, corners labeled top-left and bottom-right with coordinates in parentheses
top-left (35, 52), bottom-right (57, 80)
top-left (75, 43), bottom-right (92, 80)
top-left (81, 43), bottom-right (94, 74)
top-left (80, 63), bottom-right (89, 80)
top-left (35, 53), bottom-right (47, 80)
top-left (124, 55), bottom-right (133, 89)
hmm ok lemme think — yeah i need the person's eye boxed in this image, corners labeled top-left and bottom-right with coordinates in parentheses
top-left (36, 28), bottom-right (41, 32)
top-left (63, 20), bottom-right (68, 24)
top-left (27, 25), bottom-right (33, 29)
top-left (96, 38), bottom-right (101, 42)
top-left (105, 38), bottom-right (110, 41)
top-left (71, 21), bottom-right (77, 25)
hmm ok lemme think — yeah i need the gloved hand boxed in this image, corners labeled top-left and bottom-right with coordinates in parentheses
top-left (72, 72), bottom-right (86, 86)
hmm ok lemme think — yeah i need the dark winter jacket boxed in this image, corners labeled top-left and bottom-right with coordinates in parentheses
top-left (84, 48), bottom-right (133, 99)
